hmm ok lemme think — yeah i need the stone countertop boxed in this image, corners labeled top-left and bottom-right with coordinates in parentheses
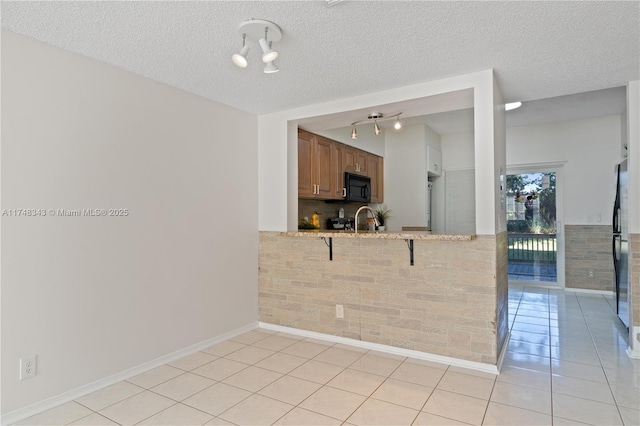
top-left (282, 230), bottom-right (475, 241)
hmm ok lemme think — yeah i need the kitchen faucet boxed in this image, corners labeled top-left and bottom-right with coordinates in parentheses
top-left (354, 206), bottom-right (379, 233)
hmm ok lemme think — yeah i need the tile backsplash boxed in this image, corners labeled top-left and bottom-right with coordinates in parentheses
top-left (298, 199), bottom-right (376, 230)
top-left (565, 225), bottom-right (614, 291)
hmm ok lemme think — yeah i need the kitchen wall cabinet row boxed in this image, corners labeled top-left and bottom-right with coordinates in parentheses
top-left (298, 129), bottom-right (383, 203)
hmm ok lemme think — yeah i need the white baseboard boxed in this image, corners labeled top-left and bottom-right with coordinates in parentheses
top-left (627, 326), bottom-right (640, 359)
top-left (496, 332), bottom-right (511, 372)
top-left (626, 346), bottom-right (640, 359)
top-left (563, 288), bottom-right (616, 297)
top-left (508, 281), bottom-right (560, 290)
top-left (509, 283), bottom-right (616, 297)
top-left (1, 322), bottom-right (259, 426)
top-left (258, 322), bottom-right (500, 376)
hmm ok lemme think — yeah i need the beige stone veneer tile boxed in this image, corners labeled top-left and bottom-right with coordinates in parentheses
top-left (258, 231), bottom-right (504, 364)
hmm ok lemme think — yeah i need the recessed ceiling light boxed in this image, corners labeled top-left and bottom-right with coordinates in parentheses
top-left (506, 102), bottom-right (522, 111)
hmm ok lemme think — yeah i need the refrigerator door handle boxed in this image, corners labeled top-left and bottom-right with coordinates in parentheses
top-left (613, 164), bottom-right (621, 233)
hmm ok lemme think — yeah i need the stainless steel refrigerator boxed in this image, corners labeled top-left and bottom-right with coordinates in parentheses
top-left (613, 159), bottom-right (629, 328)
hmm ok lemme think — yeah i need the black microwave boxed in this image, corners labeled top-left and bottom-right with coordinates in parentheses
top-left (344, 172), bottom-right (371, 203)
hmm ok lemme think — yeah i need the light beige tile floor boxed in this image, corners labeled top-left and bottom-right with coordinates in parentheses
top-left (14, 287), bottom-right (640, 425)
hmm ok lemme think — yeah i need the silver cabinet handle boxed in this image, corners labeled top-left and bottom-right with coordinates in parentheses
top-left (313, 184), bottom-right (317, 194)
top-left (342, 187), bottom-right (346, 197)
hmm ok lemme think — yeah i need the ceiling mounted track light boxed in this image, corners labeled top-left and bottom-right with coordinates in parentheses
top-left (259, 30), bottom-right (278, 63)
top-left (263, 41), bottom-right (279, 73)
top-left (374, 121), bottom-right (381, 135)
top-left (350, 112), bottom-right (402, 139)
top-left (231, 34), bottom-right (250, 68)
top-left (232, 19), bottom-right (282, 73)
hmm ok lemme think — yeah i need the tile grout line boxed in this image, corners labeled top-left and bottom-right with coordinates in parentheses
top-left (288, 346), bottom-right (369, 424)
top-left (24, 290), bottom-right (638, 426)
top-left (259, 336), bottom-right (371, 425)
top-left (214, 336), bottom-right (339, 424)
top-left (545, 287), bottom-right (555, 423)
top-left (574, 293), bottom-right (627, 425)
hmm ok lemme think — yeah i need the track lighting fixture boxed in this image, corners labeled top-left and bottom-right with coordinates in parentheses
top-left (232, 19), bottom-right (282, 72)
top-left (232, 35), bottom-right (249, 68)
top-left (264, 60), bottom-right (279, 74)
top-left (350, 112), bottom-right (402, 139)
top-left (262, 41), bottom-right (279, 73)
top-left (259, 29), bottom-right (279, 63)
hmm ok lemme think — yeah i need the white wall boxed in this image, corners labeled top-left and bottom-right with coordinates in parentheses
top-left (438, 131), bottom-right (475, 233)
top-left (314, 124), bottom-right (385, 157)
top-left (442, 132), bottom-right (476, 170)
top-left (628, 81), bottom-right (639, 234)
top-left (508, 115), bottom-right (622, 225)
top-left (1, 31), bottom-right (259, 414)
top-left (384, 124), bottom-right (441, 231)
top-left (259, 69), bottom-right (503, 235)
top-left (441, 116), bottom-right (623, 226)
top-left (493, 78), bottom-right (507, 233)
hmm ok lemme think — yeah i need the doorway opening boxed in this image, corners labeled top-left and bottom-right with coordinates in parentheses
top-left (506, 167), bottom-right (564, 287)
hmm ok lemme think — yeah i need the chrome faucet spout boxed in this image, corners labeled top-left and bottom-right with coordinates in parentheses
top-left (354, 206), bottom-right (379, 233)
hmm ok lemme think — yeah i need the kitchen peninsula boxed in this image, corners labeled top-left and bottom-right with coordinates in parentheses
top-left (259, 229), bottom-right (508, 370)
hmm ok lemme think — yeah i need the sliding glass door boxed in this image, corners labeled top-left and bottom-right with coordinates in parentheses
top-left (506, 166), bottom-right (564, 287)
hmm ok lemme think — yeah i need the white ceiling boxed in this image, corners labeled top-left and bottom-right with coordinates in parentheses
top-left (1, 1), bottom-right (638, 129)
top-left (301, 86), bottom-right (628, 136)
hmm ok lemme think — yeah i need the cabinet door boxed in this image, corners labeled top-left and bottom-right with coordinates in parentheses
top-left (298, 130), bottom-right (315, 198)
top-left (315, 136), bottom-right (335, 199)
top-left (344, 146), bottom-right (358, 173)
top-left (367, 154), bottom-right (384, 203)
top-left (333, 142), bottom-right (346, 199)
top-left (356, 150), bottom-right (368, 175)
top-left (344, 146), bottom-right (367, 174)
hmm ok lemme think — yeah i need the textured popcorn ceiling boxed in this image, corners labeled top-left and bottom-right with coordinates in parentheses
top-left (1, 1), bottom-right (638, 123)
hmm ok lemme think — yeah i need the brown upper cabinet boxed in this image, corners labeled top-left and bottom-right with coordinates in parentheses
top-left (367, 153), bottom-right (384, 203)
top-left (298, 130), bottom-right (336, 199)
top-left (344, 146), bottom-right (368, 175)
top-left (333, 141), bottom-right (346, 199)
top-left (298, 129), bottom-right (384, 202)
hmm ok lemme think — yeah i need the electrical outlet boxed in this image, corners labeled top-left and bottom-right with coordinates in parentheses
top-left (588, 269), bottom-right (595, 278)
top-left (336, 304), bottom-right (344, 319)
top-left (20, 356), bottom-right (37, 380)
